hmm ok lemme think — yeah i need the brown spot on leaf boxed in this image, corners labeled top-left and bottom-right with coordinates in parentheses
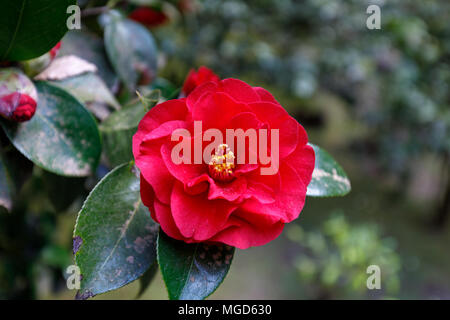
top-left (73, 236), bottom-right (82, 255)
top-left (75, 290), bottom-right (94, 300)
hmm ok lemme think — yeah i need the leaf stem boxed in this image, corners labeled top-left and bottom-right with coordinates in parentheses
top-left (81, 6), bottom-right (109, 17)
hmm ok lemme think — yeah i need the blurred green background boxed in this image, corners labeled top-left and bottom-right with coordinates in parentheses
top-left (1, 0), bottom-right (449, 299)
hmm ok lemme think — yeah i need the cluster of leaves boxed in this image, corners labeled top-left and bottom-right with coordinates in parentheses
top-left (0, 0), bottom-right (352, 299)
top-left (286, 212), bottom-right (401, 299)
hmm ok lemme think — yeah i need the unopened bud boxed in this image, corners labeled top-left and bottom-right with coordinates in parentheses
top-left (0, 92), bottom-right (37, 122)
top-left (0, 68), bottom-right (38, 122)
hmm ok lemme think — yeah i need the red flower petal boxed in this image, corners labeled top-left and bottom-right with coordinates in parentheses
top-left (253, 86), bottom-right (279, 104)
top-left (247, 101), bottom-right (299, 159)
top-left (241, 162), bottom-right (307, 223)
top-left (182, 66), bottom-right (220, 96)
top-left (284, 126), bottom-right (315, 187)
top-left (137, 141), bottom-right (175, 205)
top-left (154, 199), bottom-right (185, 240)
top-left (218, 79), bottom-right (261, 103)
top-left (171, 182), bottom-right (237, 241)
top-left (191, 91), bottom-right (249, 130)
top-left (209, 210), bottom-right (285, 249)
top-left (207, 176), bottom-right (247, 202)
top-left (160, 141), bottom-right (207, 184)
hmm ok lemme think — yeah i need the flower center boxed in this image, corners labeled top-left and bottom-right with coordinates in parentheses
top-left (208, 144), bottom-right (235, 183)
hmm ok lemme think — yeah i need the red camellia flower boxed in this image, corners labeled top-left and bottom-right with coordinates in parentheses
top-left (181, 66), bottom-right (220, 96)
top-left (129, 7), bottom-right (169, 28)
top-left (133, 78), bottom-right (315, 249)
top-left (0, 92), bottom-right (37, 122)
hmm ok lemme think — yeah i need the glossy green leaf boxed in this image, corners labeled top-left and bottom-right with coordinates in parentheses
top-left (74, 162), bottom-right (158, 299)
top-left (0, 0), bottom-right (75, 61)
top-left (99, 101), bottom-right (147, 167)
top-left (104, 14), bottom-right (158, 91)
top-left (157, 230), bottom-right (235, 300)
top-left (1, 82), bottom-right (101, 177)
top-left (306, 143), bottom-right (351, 197)
top-left (51, 72), bottom-right (121, 111)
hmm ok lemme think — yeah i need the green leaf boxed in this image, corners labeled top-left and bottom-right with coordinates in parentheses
top-left (306, 143), bottom-right (351, 197)
top-left (157, 230), bottom-right (235, 300)
top-left (1, 82), bottom-right (101, 177)
top-left (104, 14), bottom-right (158, 91)
top-left (0, 152), bottom-right (14, 212)
top-left (150, 78), bottom-right (178, 99)
top-left (74, 162), bottom-right (159, 299)
top-left (59, 30), bottom-right (118, 89)
top-left (0, 0), bottom-right (75, 61)
top-left (99, 101), bottom-right (147, 167)
top-left (51, 72), bottom-right (121, 111)
top-left (136, 89), bottom-right (161, 111)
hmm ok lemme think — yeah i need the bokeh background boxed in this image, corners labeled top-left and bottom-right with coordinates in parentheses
top-left (1, 0), bottom-right (449, 299)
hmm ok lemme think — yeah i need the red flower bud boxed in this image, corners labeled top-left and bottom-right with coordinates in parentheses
top-left (129, 7), bottom-right (169, 28)
top-left (49, 42), bottom-right (62, 60)
top-left (0, 92), bottom-right (37, 122)
top-left (181, 66), bottom-right (220, 96)
top-left (0, 68), bottom-right (38, 122)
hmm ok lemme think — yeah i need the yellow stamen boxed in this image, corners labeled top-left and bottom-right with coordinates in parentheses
top-left (208, 144), bottom-right (235, 182)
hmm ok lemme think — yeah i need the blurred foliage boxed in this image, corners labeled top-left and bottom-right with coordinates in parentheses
top-left (155, 0), bottom-right (450, 226)
top-left (157, 0), bottom-right (449, 175)
top-left (286, 212), bottom-right (401, 299)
